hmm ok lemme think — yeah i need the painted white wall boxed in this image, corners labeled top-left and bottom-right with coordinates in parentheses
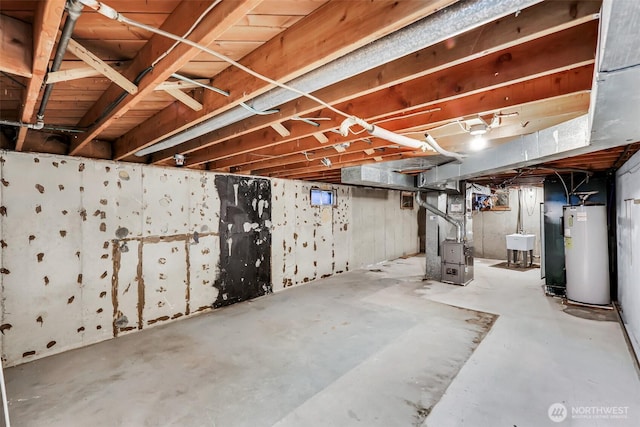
top-left (472, 187), bottom-right (543, 260)
top-left (0, 152), bottom-right (221, 366)
top-left (0, 151), bottom-right (418, 366)
top-left (616, 150), bottom-right (640, 357)
top-left (270, 180), bottom-right (419, 292)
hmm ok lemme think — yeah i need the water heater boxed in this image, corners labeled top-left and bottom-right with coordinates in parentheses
top-left (563, 204), bottom-right (610, 305)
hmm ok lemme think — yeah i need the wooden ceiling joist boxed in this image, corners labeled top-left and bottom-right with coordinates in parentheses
top-left (163, 88), bottom-right (203, 111)
top-left (111, 0), bottom-right (456, 160)
top-left (66, 39), bottom-right (138, 95)
top-left (147, 0), bottom-right (601, 164)
top-left (184, 23), bottom-right (597, 168)
top-left (69, 0), bottom-right (263, 156)
top-left (212, 78), bottom-right (592, 174)
top-left (14, 0), bottom-right (67, 151)
top-left (0, 14), bottom-right (32, 78)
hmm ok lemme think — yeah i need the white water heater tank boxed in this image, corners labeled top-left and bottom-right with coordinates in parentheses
top-left (563, 205), bottom-right (610, 305)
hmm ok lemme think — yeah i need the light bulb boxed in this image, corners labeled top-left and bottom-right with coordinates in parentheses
top-left (471, 135), bottom-right (487, 151)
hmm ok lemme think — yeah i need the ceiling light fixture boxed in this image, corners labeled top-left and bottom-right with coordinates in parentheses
top-left (173, 154), bottom-right (186, 166)
top-left (469, 123), bottom-right (488, 136)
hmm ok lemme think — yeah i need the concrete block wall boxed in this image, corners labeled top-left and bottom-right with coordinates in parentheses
top-left (0, 151), bottom-right (418, 366)
top-left (472, 187), bottom-right (543, 260)
top-left (616, 150), bottom-right (640, 358)
top-left (0, 152), bottom-right (221, 366)
top-left (270, 181), bottom-right (418, 292)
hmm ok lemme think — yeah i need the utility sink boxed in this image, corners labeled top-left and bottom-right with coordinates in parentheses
top-left (506, 234), bottom-right (535, 251)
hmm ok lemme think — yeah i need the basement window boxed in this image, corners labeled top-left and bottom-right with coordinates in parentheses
top-left (310, 188), bottom-right (336, 206)
top-left (401, 191), bottom-right (414, 209)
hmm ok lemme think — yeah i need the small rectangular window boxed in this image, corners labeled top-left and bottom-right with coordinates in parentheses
top-left (401, 191), bottom-right (414, 209)
top-left (310, 188), bottom-right (336, 206)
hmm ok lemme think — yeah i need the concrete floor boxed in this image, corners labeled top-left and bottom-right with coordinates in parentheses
top-left (4, 256), bottom-right (639, 426)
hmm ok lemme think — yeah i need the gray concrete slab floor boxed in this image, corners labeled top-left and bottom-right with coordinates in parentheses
top-left (4, 256), bottom-right (639, 427)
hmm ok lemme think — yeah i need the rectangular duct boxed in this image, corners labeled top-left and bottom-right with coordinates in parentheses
top-left (341, 165), bottom-right (416, 191)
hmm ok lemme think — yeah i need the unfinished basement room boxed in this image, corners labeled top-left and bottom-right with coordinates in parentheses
top-left (0, 0), bottom-right (639, 426)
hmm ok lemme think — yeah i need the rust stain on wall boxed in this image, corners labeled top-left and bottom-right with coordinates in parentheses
top-left (111, 242), bottom-right (121, 338)
top-left (35, 184), bottom-right (44, 193)
top-left (147, 315), bottom-right (170, 325)
top-left (137, 242), bottom-right (145, 330)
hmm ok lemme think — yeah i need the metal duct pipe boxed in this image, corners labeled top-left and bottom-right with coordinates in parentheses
top-left (135, 0), bottom-right (541, 156)
top-left (36, 0), bottom-right (84, 123)
top-left (0, 119), bottom-right (44, 130)
top-left (415, 191), bottom-right (463, 243)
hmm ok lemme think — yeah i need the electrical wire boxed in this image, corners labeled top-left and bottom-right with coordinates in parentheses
top-left (151, 0), bottom-right (222, 67)
top-left (78, 0), bottom-right (466, 160)
top-left (89, 5), bottom-right (352, 120)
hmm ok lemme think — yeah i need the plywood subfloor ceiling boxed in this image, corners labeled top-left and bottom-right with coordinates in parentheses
top-left (1, 0), bottom-right (625, 184)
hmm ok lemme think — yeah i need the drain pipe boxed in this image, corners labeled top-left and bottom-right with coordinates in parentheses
top-left (0, 119), bottom-right (44, 130)
top-left (415, 191), bottom-right (463, 243)
top-left (35, 0), bottom-right (84, 124)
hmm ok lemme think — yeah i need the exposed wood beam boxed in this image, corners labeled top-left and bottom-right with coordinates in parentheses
top-left (185, 23), bottom-right (597, 167)
top-left (15, 0), bottom-right (67, 151)
top-left (219, 139), bottom-right (391, 173)
top-left (66, 39), bottom-right (138, 95)
top-left (163, 88), bottom-right (203, 111)
top-left (312, 132), bottom-right (329, 144)
top-left (47, 66), bottom-right (108, 83)
top-left (0, 14), bottom-right (32, 78)
top-left (212, 74), bottom-right (593, 173)
top-left (271, 122), bottom-right (290, 137)
top-left (69, 0), bottom-right (263, 155)
top-left (112, 0), bottom-right (455, 160)
top-left (148, 0), bottom-right (601, 163)
top-left (155, 79), bottom-right (210, 91)
top-left (265, 152), bottom-right (408, 179)
top-left (46, 62), bottom-right (132, 83)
